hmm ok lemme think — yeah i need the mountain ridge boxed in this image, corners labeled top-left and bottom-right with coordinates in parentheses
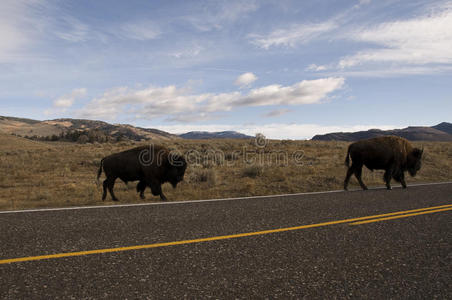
top-left (312, 123), bottom-right (452, 141)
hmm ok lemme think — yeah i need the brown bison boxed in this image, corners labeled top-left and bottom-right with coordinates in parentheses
top-left (344, 136), bottom-right (423, 190)
top-left (97, 145), bottom-right (187, 201)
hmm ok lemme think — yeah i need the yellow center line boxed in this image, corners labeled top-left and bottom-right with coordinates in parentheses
top-left (1, 203), bottom-right (451, 265)
top-left (349, 207), bottom-right (452, 225)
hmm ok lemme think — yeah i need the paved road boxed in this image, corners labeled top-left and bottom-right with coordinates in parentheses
top-left (1, 183), bottom-right (451, 298)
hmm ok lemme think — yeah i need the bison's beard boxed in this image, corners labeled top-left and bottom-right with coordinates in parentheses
top-left (171, 181), bottom-right (178, 188)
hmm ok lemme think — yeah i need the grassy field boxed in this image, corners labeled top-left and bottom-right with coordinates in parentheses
top-left (1, 133), bottom-right (451, 210)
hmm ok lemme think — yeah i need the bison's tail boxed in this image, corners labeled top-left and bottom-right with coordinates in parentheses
top-left (96, 158), bottom-right (104, 186)
top-left (344, 145), bottom-right (351, 167)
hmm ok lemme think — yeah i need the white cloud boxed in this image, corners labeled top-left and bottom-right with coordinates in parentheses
top-left (53, 88), bottom-right (87, 108)
top-left (45, 88), bottom-right (87, 116)
top-left (263, 108), bottom-right (292, 118)
top-left (0, 0), bottom-right (43, 62)
top-left (77, 77), bottom-right (345, 122)
top-left (233, 77), bottom-right (345, 107)
top-left (235, 72), bottom-right (258, 87)
top-left (306, 64), bottom-right (328, 71)
top-left (77, 85), bottom-right (210, 120)
top-left (185, 1), bottom-right (258, 31)
top-left (249, 0), bottom-right (374, 50)
top-left (170, 44), bottom-right (203, 59)
top-left (155, 123), bottom-right (399, 140)
top-left (118, 20), bottom-right (160, 40)
top-left (250, 21), bottom-right (337, 49)
top-left (202, 77), bottom-right (345, 113)
top-left (338, 4), bottom-right (452, 69)
top-left (354, 0), bottom-right (371, 9)
top-left (54, 16), bottom-right (90, 42)
top-left (218, 1), bottom-right (258, 23)
top-left (326, 65), bottom-right (452, 77)
top-left (0, 0), bottom-right (96, 63)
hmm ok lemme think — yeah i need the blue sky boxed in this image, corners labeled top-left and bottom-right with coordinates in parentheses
top-left (1, 0), bottom-right (451, 139)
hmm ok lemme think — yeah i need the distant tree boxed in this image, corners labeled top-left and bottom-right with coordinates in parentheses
top-left (77, 134), bottom-right (89, 144)
top-left (115, 134), bottom-right (126, 142)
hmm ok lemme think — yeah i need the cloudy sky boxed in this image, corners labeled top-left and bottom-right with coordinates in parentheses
top-left (1, 0), bottom-right (451, 139)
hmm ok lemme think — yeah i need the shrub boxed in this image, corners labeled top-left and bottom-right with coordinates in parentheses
top-left (77, 135), bottom-right (89, 144)
top-left (225, 152), bottom-right (239, 161)
top-left (242, 165), bottom-right (264, 178)
top-left (189, 168), bottom-right (217, 187)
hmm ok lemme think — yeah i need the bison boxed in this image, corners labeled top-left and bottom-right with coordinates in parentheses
top-left (97, 145), bottom-right (187, 201)
top-left (344, 136), bottom-right (423, 191)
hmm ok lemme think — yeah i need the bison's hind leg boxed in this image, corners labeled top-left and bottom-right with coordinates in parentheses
top-left (344, 167), bottom-right (354, 191)
top-left (105, 177), bottom-right (119, 201)
top-left (344, 163), bottom-right (368, 191)
top-left (353, 165), bottom-right (368, 190)
top-left (102, 180), bottom-right (108, 201)
top-left (136, 181), bottom-right (146, 200)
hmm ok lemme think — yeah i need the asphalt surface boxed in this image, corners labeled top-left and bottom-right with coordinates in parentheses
top-left (0, 182), bottom-right (451, 299)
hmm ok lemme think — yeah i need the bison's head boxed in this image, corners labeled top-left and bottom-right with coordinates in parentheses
top-left (166, 153), bottom-right (187, 188)
top-left (407, 147), bottom-right (423, 176)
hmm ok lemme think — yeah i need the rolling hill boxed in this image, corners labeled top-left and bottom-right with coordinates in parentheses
top-left (0, 132), bottom-right (52, 151)
top-left (0, 116), bottom-right (178, 141)
top-left (0, 116), bottom-right (253, 142)
top-left (312, 123), bottom-right (452, 141)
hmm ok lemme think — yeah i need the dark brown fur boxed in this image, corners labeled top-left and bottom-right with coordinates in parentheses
top-left (97, 145), bottom-right (187, 201)
top-left (344, 136), bottom-right (423, 190)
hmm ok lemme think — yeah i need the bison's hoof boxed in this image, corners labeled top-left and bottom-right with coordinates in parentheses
top-left (112, 198), bottom-right (119, 201)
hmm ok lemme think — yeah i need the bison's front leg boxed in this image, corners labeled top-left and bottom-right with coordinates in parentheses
top-left (393, 172), bottom-right (407, 189)
top-left (400, 175), bottom-right (407, 189)
top-left (384, 169), bottom-right (392, 190)
top-left (150, 182), bottom-right (167, 201)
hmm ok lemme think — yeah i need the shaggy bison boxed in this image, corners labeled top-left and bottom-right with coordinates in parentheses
top-left (97, 145), bottom-right (187, 201)
top-left (344, 136), bottom-right (423, 190)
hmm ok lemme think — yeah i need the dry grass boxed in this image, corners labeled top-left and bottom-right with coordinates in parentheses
top-left (1, 133), bottom-right (451, 211)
